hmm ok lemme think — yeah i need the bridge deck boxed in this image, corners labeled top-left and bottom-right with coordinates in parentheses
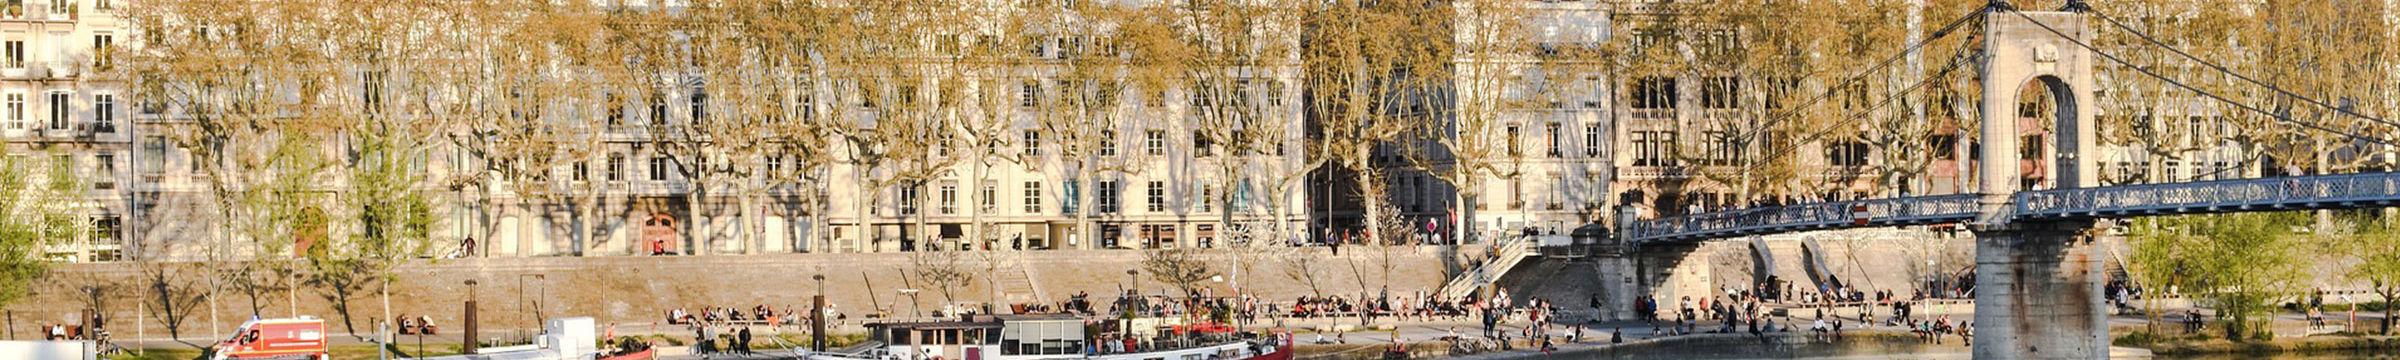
top-left (1626, 172), bottom-right (2400, 245)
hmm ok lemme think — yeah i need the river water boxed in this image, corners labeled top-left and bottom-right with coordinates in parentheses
top-left (1532, 341), bottom-right (2399, 359)
top-left (2152, 349), bottom-right (2400, 360)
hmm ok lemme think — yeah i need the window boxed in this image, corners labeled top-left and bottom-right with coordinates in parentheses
top-left (1190, 82), bottom-right (1215, 108)
top-left (1194, 131), bottom-right (1214, 157)
top-left (1584, 124), bottom-right (1603, 157)
top-left (1145, 181), bottom-right (1166, 212)
top-left (1098, 130), bottom-right (1117, 156)
top-left (2, 93), bottom-right (19, 130)
top-left (1231, 180), bottom-right (1254, 213)
top-left (50, 0), bottom-right (68, 15)
top-left (1632, 130), bottom-right (1676, 167)
top-left (141, 136), bottom-right (164, 175)
top-left (1143, 130), bottom-right (1165, 156)
top-left (1584, 76), bottom-right (1606, 108)
top-left (900, 185), bottom-right (920, 215)
top-left (1097, 181), bottom-right (1119, 214)
top-left (1829, 141), bottom-right (1870, 167)
top-left (1022, 181), bottom-right (1043, 214)
top-left (92, 94), bottom-right (113, 133)
top-left (763, 154), bottom-right (783, 178)
top-left (94, 152), bottom-right (114, 189)
top-left (572, 161), bottom-right (588, 182)
top-left (1544, 122), bottom-right (1562, 158)
top-left (1061, 180), bottom-right (1079, 214)
top-left (95, 0), bottom-right (109, 10)
top-left (689, 91), bottom-right (708, 122)
top-left (1504, 124), bottom-right (1522, 157)
top-left (649, 93), bottom-right (668, 125)
top-left (607, 153), bottom-right (625, 182)
top-left (1762, 77), bottom-right (1801, 110)
top-left (981, 181), bottom-right (997, 212)
top-left (648, 156), bottom-right (668, 181)
top-left (1631, 77), bottom-right (1678, 110)
top-left (1265, 80), bottom-right (1284, 106)
top-left (92, 34), bottom-right (112, 69)
top-left (1197, 185), bottom-right (1213, 213)
top-left (1701, 77), bottom-right (1738, 109)
top-left (1929, 135), bottom-right (1959, 161)
top-left (1703, 131), bottom-right (1741, 166)
top-left (604, 93), bottom-right (625, 127)
top-left (47, 92), bottom-right (69, 130)
top-left (1020, 81), bottom-right (1039, 107)
top-left (4, 41), bottom-right (21, 68)
top-left (1022, 130), bottom-right (1041, 156)
top-left (939, 183), bottom-right (958, 215)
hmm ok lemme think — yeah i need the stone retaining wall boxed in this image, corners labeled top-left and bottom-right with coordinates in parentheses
top-left (2, 247), bottom-right (1457, 340)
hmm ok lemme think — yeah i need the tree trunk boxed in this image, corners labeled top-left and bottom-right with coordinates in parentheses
top-left (687, 183), bottom-right (709, 256)
top-left (1449, 190), bottom-right (1468, 244)
top-left (915, 181), bottom-right (932, 251)
top-left (857, 168), bottom-right (878, 253)
top-left (1355, 166), bottom-right (1385, 247)
top-left (741, 193), bottom-right (759, 254)
top-left (2383, 291), bottom-right (2394, 335)
top-left (381, 277), bottom-right (393, 353)
top-left (1076, 167), bottom-right (1096, 250)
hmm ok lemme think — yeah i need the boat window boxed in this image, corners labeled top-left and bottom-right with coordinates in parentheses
top-left (890, 330), bottom-right (913, 345)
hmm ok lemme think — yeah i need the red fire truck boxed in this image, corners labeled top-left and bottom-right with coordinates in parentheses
top-left (210, 317), bottom-right (329, 360)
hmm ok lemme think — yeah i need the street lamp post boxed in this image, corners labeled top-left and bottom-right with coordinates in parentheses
top-left (1125, 270), bottom-right (1140, 315)
top-left (812, 274), bottom-right (827, 352)
top-left (464, 279), bottom-right (480, 355)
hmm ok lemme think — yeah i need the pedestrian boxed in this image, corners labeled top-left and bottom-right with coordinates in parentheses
top-left (1611, 327), bottom-right (1622, 344)
top-left (738, 327), bottom-right (753, 354)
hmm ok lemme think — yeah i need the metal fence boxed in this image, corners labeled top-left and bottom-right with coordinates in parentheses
top-left (2016, 171), bottom-right (2400, 219)
top-left (1624, 172), bottom-right (2400, 245)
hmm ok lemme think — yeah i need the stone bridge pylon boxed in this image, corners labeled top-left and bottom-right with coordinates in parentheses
top-left (1972, 4), bottom-right (2107, 359)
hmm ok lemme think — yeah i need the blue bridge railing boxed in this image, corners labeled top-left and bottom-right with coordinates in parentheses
top-left (1623, 194), bottom-right (1979, 244)
top-left (2016, 171), bottom-right (2400, 219)
top-left (1626, 172), bottom-right (2400, 245)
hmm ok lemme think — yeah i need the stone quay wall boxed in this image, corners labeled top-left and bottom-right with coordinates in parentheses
top-left (4, 247), bottom-right (1457, 340)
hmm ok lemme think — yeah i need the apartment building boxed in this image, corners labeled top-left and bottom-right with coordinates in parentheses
top-left (1342, 0), bottom-right (2268, 241)
top-left (32, 0), bottom-right (1312, 261)
top-left (1, 0), bottom-right (128, 262)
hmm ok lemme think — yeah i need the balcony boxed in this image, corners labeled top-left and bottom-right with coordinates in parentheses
top-left (2, 64), bottom-right (43, 80)
top-left (1620, 166), bottom-right (1693, 179)
top-left (47, 61), bottom-right (79, 78)
top-left (1627, 108), bottom-right (1675, 121)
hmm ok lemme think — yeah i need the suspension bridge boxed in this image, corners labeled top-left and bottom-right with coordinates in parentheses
top-left (1598, 1), bottom-right (2400, 358)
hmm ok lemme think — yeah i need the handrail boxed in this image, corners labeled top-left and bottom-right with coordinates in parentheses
top-left (1437, 234), bottom-right (1538, 300)
top-left (1621, 172), bottom-right (2400, 245)
top-left (1624, 194), bottom-right (1978, 245)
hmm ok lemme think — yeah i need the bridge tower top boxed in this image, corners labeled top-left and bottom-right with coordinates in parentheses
top-left (1976, 6), bottom-right (2097, 227)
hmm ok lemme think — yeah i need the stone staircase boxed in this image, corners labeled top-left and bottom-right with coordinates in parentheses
top-left (1749, 236), bottom-right (1777, 283)
top-left (1800, 237), bottom-right (1841, 290)
top-left (997, 256), bottom-right (1045, 305)
top-left (1438, 234), bottom-right (1538, 300)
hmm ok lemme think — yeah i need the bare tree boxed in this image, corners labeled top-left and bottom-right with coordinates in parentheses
top-left (1141, 247), bottom-right (1220, 298)
top-left (1304, 0), bottom-right (1449, 246)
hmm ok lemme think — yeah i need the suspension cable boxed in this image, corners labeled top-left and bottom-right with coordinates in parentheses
top-left (2086, 8), bottom-right (2400, 131)
top-left (1748, 40), bottom-right (1977, 170)
top-left (1738, 4), bottom-right (1988, 145)
top-left (2005, 10), bottom-right (2400, 147)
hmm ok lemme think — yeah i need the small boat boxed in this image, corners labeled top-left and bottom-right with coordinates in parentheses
top-left (803, 314), bottom-right (1291, 360)
top-left (598, 339), bottom-right (656, 360)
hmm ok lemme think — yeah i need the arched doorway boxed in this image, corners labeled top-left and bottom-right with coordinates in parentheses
top-left (642, 214), bottom-right (679, 255)
top-left (2014, 75), bottom-right (2083, 191)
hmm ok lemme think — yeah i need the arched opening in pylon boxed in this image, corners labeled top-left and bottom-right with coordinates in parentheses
top-left (2015, 75), bottom-right (2080, 191)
